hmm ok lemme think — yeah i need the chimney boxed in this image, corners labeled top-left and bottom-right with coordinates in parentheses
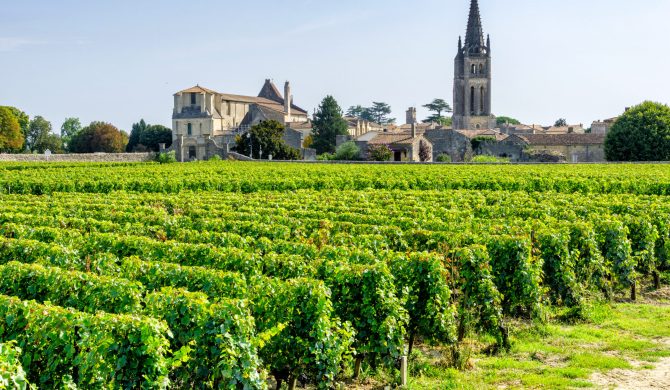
top-left (411, 122), bottom-right (417, 138)
top-left (284, 81), bottom-right (292, 120)
top-left (406, 107), bottom-right (417, 125)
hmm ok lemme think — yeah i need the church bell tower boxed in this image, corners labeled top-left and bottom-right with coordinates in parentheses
top-left (453, 0), bottom-right (496, 130)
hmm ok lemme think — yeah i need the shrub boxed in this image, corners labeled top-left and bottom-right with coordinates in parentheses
top-left (156, 150), bottom-right (177, 164)
top-left (436, 154), bottom-right (452, 163)
top-left (334, 141), bottom-right (360, 161)
top-left (368, 144), bottom-right (393, 161)
top-left (471, 155), bottom-right (510, 163)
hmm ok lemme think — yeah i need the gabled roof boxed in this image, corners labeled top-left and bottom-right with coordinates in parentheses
top-left (518, 133), bottom-right (606, 146)
top-left (175, 85), bottom-right (219, 95)
top-left (258, 79), bottom-right (284, 103)
top-left (367, 131), bottom-right (426, 146)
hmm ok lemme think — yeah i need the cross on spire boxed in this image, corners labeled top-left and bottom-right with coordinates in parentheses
top-left (464, 0), bottom-right (485, 52)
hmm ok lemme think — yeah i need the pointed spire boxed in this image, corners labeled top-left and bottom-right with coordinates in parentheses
top-left (458, 36), bottom-right (462, 50)
top-left (464, 0), bottom-right (485, 52)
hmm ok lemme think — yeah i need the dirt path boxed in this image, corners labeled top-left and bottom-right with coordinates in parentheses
top-left (590, 357), bottom-right (670, 389)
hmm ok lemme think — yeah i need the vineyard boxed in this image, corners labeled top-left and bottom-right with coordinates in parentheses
top-left (0, 161), bottom-right (669, 389)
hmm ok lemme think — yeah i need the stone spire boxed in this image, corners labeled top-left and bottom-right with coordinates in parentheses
top-left (464, 0), bottom-right (485, 52)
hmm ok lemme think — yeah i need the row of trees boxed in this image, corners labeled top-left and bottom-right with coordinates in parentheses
top-left (0, 106), bottom-right (171, 154)
top-left (344, 99), bottom-right (455, 126)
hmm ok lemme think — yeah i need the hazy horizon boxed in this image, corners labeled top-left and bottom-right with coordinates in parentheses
top-left (1, 0), bottom-right (669, 132)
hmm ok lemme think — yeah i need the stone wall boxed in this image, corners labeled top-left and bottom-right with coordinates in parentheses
top-left (0, 153), bottom-right (156, 163)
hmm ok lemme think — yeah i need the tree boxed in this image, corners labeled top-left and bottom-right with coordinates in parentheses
top-left (127, 119), bottom-right (148, 152)
top-left (36, 134), bottom-right (64, 154)
top-left (0, 107), bottom-right (24, 152)
top-left (69, 121), bottom-right (127, 153)
top-left (26, 116), bottom-right (54, 152)
top-left (368, 144), bottom-right (393, 161)
top-left (554, 118), bottom-right (568, 127)
top-left (312, 96), bottom-right (349, 154)
top-left (496, 116), bottom-right (521, 126)
top-left (368, 102), bottom-right (394, 125)
top-left (346, 106), bottom-right (366, 118)
top-left (0, 107), bottom-right (29, 143)
top-left (424, 115), bottom-right (452, 126)
top-left (139, 125), bottom-right (172, 152)
top-left (334, 141), bottom-right (360, 161)
top-left (605, 101), bottom-right (670, 161)
top-left (234, 120), bottom-right (301, 160)
top-left (61, 118), bottom-right (82, 151)
top-left (422, 99), bottom-right (452, 124)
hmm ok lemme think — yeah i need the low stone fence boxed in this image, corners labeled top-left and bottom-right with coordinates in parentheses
top-left (0, 153), bottom-right (156, 163)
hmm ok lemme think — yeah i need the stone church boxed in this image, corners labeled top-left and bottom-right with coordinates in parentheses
top-left (452, 0), bottom-right (496, 130)
top-left (171, 80), bottom-right (311, 161)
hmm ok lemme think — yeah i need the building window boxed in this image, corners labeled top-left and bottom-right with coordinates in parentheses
top-left (470, 86), bottom-right (475, 114)
top-left (479, 64), bottom-right (484, 74)
top-left (471, 64), bottom-right (477, 74)
top-left (187, 123), bottom-right (192, 136)
top-left (480, 86), bottom-right (485, 113)
top-left (191, 93), bottom-right (196, 105)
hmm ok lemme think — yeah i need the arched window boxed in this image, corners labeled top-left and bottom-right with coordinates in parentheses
top-left (187, 123), bottom-right (192, 136)
top-left (480, 87), bottom-right (485, 113)
top-left (471, 64), bottom-right (476, 74)
top-left (479, 64), bottom-right (484, 74)
top-left (470, 87), bottom-right (476, 114)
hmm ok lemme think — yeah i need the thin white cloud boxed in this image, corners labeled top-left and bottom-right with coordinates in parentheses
top-left (0, 37), bottom-right (44, 52)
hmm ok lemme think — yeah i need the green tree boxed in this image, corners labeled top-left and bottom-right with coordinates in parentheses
top-left (26, 116), bottom-right (53, 152)
top-left (139, 125), bottom-right (172, 152)
top-left (60, 118), bottom-right (82, 151)
top-left (234, 120), bottom-right (300, 160)
top-left (368, 144), bottom-right (393, 161)
top-left (0, 107), bottom-right (24, 152)
top-left (496, 116), bottom-right (521, 126)
top-left (0, 107), bottom-right (29, 143)
top-left (554, 118), bottom-right (568, 127)
top-left (605, 101), bottom-right (670, 161)
top-left (36, 134), bottom-right (64, 154)
top-left (422, 99), bottom-right (452, 123)
top-left (346, 105), bottom-right (366, 118)
top-left (69, 121), bottom-right (127, 153)
top-left (312, 96), bottom-right (349, 154)
top-left (334, 141), bottom-right (360, 161)
top-left (127, 119), bottom-right (148, 152)
top-left (368, 102), bottom-right (394, 124)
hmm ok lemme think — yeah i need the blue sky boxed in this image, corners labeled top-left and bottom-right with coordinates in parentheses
top-left (1, 0), bottom-right (669, 132)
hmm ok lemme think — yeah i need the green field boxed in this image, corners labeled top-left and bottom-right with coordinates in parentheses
top-left (0, 161), bottom-right (669, 389)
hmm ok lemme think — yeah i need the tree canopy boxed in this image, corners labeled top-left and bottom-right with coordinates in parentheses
top-left (368, 102), bottom-right (394, 125)
top-left (312, 96), bottom-right (349, 154)
top-left (1, 107), bottom-right (29, 143)
top-left (554, 118), bottom-right (568, 127)
top-left (605, 101), bottom-right (670, 161)
top-left (69, 122), bottom-right (127, 153)
top-left (139, 125), bottom-right (172, 152)
top-left (496, 116), bottom-right (521, 126)
top-left (234, 120), bottom-right (300, 160)
top-left (0, 107), bottom-right (24, 152)
top-left (26, 116), bottom-right (55, 153)
top-left (423, 99), bottom-right (452, 124)
top-left (61, 118), bottom-right (82, 152)
top-left (127, 119), bottom-right (148, 152)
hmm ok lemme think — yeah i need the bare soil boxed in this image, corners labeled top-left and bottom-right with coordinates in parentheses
top-left (590, 356), bottom-right (670, 389)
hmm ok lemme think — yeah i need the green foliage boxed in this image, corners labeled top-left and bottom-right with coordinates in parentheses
top-left (535, 229), bottom-right (583, 307)
top-left (334, 141), bottom-right (360, 161)
top-left (127, 119), bottom-right (148, 152)
top-left (312, 96), bottom-right (349, 154)
top-left (471, 136), bottom-right (497, 151)
top-left (423, 98), bottom-right (452, 123)
top-left (69, 121), bottom-right (127, 153)
top-left (235, 120), bottom-right (301, 160)
top-left (26, 116), bottom-right (56, 153)
top-left (139, 125), bottom-right (173, 152)
top-left (596, 220), bottom-right (635, 290)
top-left (436, 154), bottom-right (452, 163)
top-left (554, 118), bottom-right (568, 127)
top-left (0, 107), bottom-right (24, 152)
top-left (453, 246), bottom-right (505, 346)
top-left (208, 154), bottom-right (222, 161)
top-left (605, 101), bottom-right (670, 161)
top-left (471, 155), bottom-right (510, 163)
top-left (0, 341), bottom-right (30, 390)
top-left (624, 216), bottom-right (659, 278)
top-left (496, 116), bottom-right (521, 126)
top-left (156, 150), bottom-right (177, 164)
top-left (367, 144), bottom-right (393, 161)
top-left (60, 117), bottom-right (82, 152)
top-left (368, 102), bottom-right (395, 125)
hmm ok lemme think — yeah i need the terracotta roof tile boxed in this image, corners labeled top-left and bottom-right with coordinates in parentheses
top-left (519, 133), bottom-right (605, 146)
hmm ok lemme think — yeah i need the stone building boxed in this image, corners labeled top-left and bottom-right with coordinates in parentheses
top-left (356, 124), bottom-right (433, 162)
top-left (452, 0), bottom-right (497, 130)
top-left (591, 117), bottom-right (618, 135)
top-left (171, 80), bottom-right (310, 160)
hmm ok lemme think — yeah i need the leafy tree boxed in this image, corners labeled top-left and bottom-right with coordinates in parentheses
top-left (0, 107), bottom-right (24, 152)
top-left (312, 96), bottom-right (349, 154)
top-left (496, 116), bottom-right (521, 126)
top-left (234, 120), bottom-right (300, 160)
top-left (368, 102), bottom-right (394, 125)
top-left (554, 118), bottom-right (568, 127)
top-left (334, 141), bottom-right (360, 161)
top-left (26, 116), bottom-right (53, 152)
top-left (0, 107), bottom-right (29, 142)
top-left (368, 144), bottom-right (393, 161)
top-left (424, 115), bottom-right (452, 126)
top-left (69, 121), bottom-right (127, 153)
top-left (422, 99), bottom-right (452, 123)
top-left (419, 140), bottom-right (432, 162)
top-left (36, 134), bottom-right (64, 154)
top-left (346, 105), bottom-right (366, 118)
top-left (60, 118), bottom-right (82, 151)
top-left (127, 119), bottom-right (148, 152)
top-left (605, 101), bottom-right (670, 161)
top-left (139, 125), bottom-right (172, 152)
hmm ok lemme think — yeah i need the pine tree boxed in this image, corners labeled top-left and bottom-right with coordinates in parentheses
top-left (127, 119), bottom-right (148, 152)
top-left (312, 96), bottom-right (348, 154)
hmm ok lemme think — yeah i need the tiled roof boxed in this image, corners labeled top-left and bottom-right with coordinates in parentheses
top-left (175, 85), bottom-right (219, 95)
top-left (519, 133), bottom-right (606, 146)
top-left (257, 79), bottom-right (284, 103)
top-left (455, 129), bottom-right (508, 141)
top-left (367, 131), bottom-right (424, 146)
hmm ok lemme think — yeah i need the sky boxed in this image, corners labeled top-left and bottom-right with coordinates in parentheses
top-left (1, 0), bottom-right (669, 133)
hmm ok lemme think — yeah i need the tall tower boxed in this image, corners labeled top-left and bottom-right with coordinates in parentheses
top-left (453, 0), bottom-right (496, 130)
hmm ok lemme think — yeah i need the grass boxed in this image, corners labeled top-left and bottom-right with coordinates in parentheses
top-left (406, 301), bottom-right (670, 389)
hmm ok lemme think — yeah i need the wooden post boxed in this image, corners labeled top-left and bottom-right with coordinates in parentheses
top-left (353, 356), bottom-right (363, 379)
top-left (400, 355), bottom-right (408, 387)
top-left (288, 377), bottom-right (297, 390)
top-left (631, 280), bottom-right (637, 301)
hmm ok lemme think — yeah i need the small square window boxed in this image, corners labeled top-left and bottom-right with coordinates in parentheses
top-left (191, 93), bottom-right (196, 105)
top-left (187, 123), bottom-right (192, 136)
